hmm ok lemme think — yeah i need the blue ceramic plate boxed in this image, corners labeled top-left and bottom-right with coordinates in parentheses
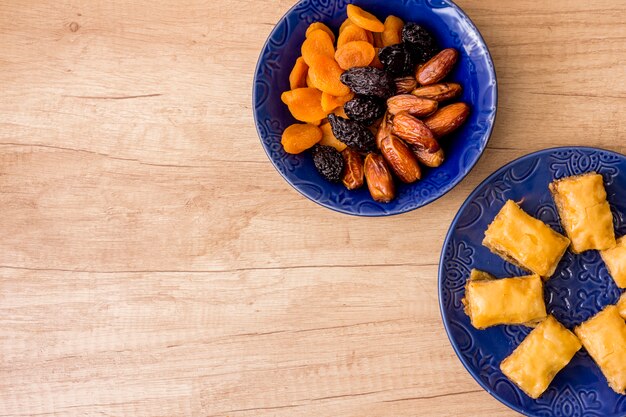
top-left (253, 0), bottom-right (497, 216)
top-left (439, 147), bottom-right (626, 417)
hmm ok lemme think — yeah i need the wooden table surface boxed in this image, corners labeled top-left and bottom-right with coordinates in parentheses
top-left (1, 0), bottom-right (625, 416)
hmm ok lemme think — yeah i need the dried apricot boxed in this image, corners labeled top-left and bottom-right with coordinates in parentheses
top-left (289, 57), bottom-right (309, 90)
top-left (334, 41), bottom-right (376, 70)
top-left (305, 73), bottom-right (317, 89)
top-left (333, 106), bottom-right (348, 118)
top-left (301, 29), bottom-right (335, 67)
top-left (346, 4), bottom-right (384, 33)
top-left (369, 48), bottom-right (384, 69)
top-left (307, 55), bottom-right (351, 96)
top-left (319, 122), bottom-right (347, 152)
top-left (381, 15), bottom-right (403, 46)
top-left (321, 91), bottom-right (354, 113)
top-left (281, 88), bottom-right (328, 123)
top-left (337, 24), bottom-right (370, 48)
top-left (339, 18), bottom-right (353, 34)
top-left (281, 123), bottom-right (322, 154)
top-left (306, 22), bottom-right (336, 44)
top-left (372, 32), bottom-right (384, 48)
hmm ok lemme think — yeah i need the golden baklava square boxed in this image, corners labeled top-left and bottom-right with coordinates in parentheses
top-left (463, 269), bottom-right (547, 329)
top-left (550, 173), bottom-right (615, 253)
top-left (575, 306), bottom-right (626, 394)
top-left (601, 236), bottom-right (626, 288)
top-left (483, 200), bottom-right (570, 278)
top-left (501, 316), bottom-right (581, 399)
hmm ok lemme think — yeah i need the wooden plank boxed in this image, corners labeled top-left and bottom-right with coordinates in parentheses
top-left (0, 267), bottom-right (505, 416)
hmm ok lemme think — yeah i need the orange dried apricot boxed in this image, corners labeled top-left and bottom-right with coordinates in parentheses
top-left (281, 123), bottom-right (322, 154)
top-left (339, 18), bottom-right (353, 34)
top-left (321, 91), bottom-right (354, 113)
top-left (372, 32), bottom-right (384, 48)
top-left (346, 4), bottom-right (384, 33)
top-left (280, 88), bottom-right (328, 123)
top-left (334, 41), bottom-right (376, 70)
top-left (289, 57), bottom-right (309, 89)
top-left (319, 122), bottom-right (347, 152)
top-left (382, 15), bottom-right (403, 46)
top-left (307, 55), bottom-right (351, 96)
top-left (337, 24), bottom-right (370, 48)
top-left (306, 22), bottom-right (336, 44)
top-left (301, 29), bottom-right (335, 66)
top-left (333, 106), bottom-right (348, 118)
top-left (369, 48), bottom-right (384, 69)
top-left (305, 73), bottom-right (317, 89)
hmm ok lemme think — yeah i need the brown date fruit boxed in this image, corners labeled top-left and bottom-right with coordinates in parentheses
top-left (375, 111), bottom-right (393, 148)
top-left (391, 112), bottom-right (439, 151)
top-left (416, 48), bottom-right (459, 85)
top-left (341, 148), bottom-right (364, 190)
top-left (380, 136), bottom-right (421, 183)
top-left (394, 76), bottom-right (418, 94)
top-left (386, 94), bottom-right (438, 117)
top-left (413, 147), bottom-right (445, 167)
top-left (411, 83), bottom-right (462, 102)
top-left (424, 102), bottom-right (470, 137)
top-left (364, 153), bottom-right (395, 203)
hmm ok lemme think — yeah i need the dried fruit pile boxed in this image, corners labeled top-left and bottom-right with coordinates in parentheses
top-left (280, 4), bottom-right (470, 203)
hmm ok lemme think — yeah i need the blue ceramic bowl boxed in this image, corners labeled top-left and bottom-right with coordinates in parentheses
top-left (253, 0), bottom-right (497, 216)
top-left (439, 147), bottom-right (626, 417)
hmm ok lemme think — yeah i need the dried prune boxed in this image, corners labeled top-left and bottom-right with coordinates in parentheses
top-left (328, 113), bottom-right (376, 153)
top-left (344, 95), bottom-right (385, 126)
top-left (402, 23), bottom-right (435, 47)
top-left (312, 144), bottom-right (344, 182)
top-left (340, 67), bottom-right (395, 99)
top-left (378, 43), bottom-right (415, 76)
top-left (402, 23), bottom-right (437, 64)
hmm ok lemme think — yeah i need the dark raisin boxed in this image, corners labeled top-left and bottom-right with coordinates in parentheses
top-left (312, 145), bottom-right (344, 183)
top-left (327, 113), bottom-right (376, 153)
top-left (340, 67), bottom-right (395, 99)
top-left (402, 23), bottom-right (438, 64)
top-left (378, 44), bottom-right (416, 76)
top-left (344, 95), bottom-right (386, 126)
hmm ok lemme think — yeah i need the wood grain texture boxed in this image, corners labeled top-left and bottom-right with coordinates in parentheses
top-left (0, 0), bottom-right (625, 415)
